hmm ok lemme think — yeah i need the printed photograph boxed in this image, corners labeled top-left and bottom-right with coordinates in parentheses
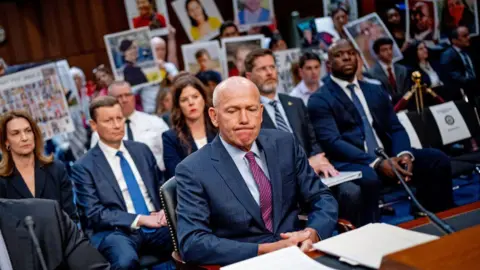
top-left (221, 35), bottom-right (265, 77)
top-left (406, 0), bottom-right (439, 41)
top-left (233, 0), bottom-right (274, 28)
top-left (437, 0), bottom-right (478, 40)
top-left (172, 0), bottom-right (224, 42)
top-left (104, 27), bottom-right (161, 89)
top-left (344, 13), bottom-right (403, 69)
top-left (181, 41), bottom-right (225, 79)
top-left (323, 0), bottom-right (358, 20)
top-left (124, 0), bottom-right (170, 36)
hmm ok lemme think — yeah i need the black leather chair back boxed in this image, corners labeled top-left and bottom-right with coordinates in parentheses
top-left (160, 177), bottom-right (179, 252)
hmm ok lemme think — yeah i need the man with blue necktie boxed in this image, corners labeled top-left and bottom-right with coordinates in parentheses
top-left (308, 39), bottom-right (454, 215)
top-left (71, 96), bottom-right (173, 270)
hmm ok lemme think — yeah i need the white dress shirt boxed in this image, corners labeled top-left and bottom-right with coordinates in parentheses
top-left (98, 140), bottom-right (155, 228)
top-left (91, 110), bottom-right (169, 171)
top-left (419, 62), bottom-right (442, 87)
top-left (220, 136), bottom-right (270, 205)
top-left (330, 75), bottom-right (414, 163)
top-left (379, 61), bottom-right (395, 78)
top-left (0, 229), bottom-right (13, 270)
top-left (260, 93), bottom-right (294, 133)
top-left (290, 80), bottom-right (323, 105)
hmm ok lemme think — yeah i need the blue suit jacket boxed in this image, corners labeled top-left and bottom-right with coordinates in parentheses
top-left (238, 8), bottom-right (270, 25)
top-left (307, 77), bottom-right (411, 166)
top-left (176, 129), bottom-right (338, 265)
top-left (439, 46), bottom-right (477, 101)
top-left (71, 140), bottom-right (163, 247)
top-left (162, 129), bottom-right (216, 179)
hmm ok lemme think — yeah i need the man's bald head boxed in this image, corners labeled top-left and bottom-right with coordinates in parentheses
top-left (212, 76), bottom-right (260, 107)
top-left (209, 76), bottom-right (263, 151)
top-left (151, 36), bottom-right (167, 60)
top-left (328, 39), bottom-right (358, 82)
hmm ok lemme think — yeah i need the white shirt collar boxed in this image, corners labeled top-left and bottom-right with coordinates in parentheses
top-left (330, 75), bottom-right (360, 90)
top-left (260, 92), bottom-right (280, 105)
top-left (297, 80), bottom-right (322, 95)
top-left (379, 61), bottom-right (392, 71)
top-left (219, 135), bottom-right (261, 160)
top-left (98, 139), bottom-right (126, 160)
top-left (126, 110), bottom-right (139, 122)
top-left (453, 45), bottom-right (463, 53)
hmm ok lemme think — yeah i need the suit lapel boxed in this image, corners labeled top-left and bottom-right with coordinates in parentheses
top-left (0, 209), bottom-right (35, 270)
top-left (34, 161), bottom-right (47, 198)
top-left (10, 170), bottom-right (33, 199)
top-left (261, 109), bottom-right (275, 129)
top-left (257, 133), bottom-right (283, 233)
top-left (278, 94), bottom-right (301, 139)
top-left (124, 142), bottom-right (160, 210)
top-left (359, 81), bottom-right (382, 133)
top-left (327, 78), bottom-right (364, 131)
top-left (92, 146), bottom-right (127, 210)
top-left (210, 136), bottom-right (264, 228)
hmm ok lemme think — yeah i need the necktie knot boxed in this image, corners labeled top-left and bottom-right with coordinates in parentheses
top-left (245, 151), bottom-right (256, 162)
top-left (116, 151), bottom-right (124, 158)
top-left (268, 100), bottom-right (278, 108)
top-left (347, 84), bottom-right (356, 92)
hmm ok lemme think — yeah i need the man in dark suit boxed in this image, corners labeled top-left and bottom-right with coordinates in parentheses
top-left (308, 39), bottom-right (454, 215)
top-left (176, 77), bottom-right (338, 266)
top-left (368, 37), bottom-right (410, 104)
top-left (71, 96), bottom-right (173, 270)
top-left (0, 198), bottom-right (109, 270)
top-left (440, 26), bottom-right (478, 102)
top-left (245, 48), bottom-right (379, 226)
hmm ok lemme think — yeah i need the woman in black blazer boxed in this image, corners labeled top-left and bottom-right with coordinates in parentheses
top-left (0, 110), bottom-right (78, 222)
top-left (162, 74), bottom-right (217, 179)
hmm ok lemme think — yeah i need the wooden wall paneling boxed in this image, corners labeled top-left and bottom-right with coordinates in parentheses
top-left (67, 53), bottom-right (98, 78)
top-left (0, 4), bottom-right (12, 64)
top-left (89, 0), bottom-right (109, 50)
top-left (55, 0), bottom-right (81, 56)
top-left (41, 0), bottom-right (63, 59)
top-left (3, 3), bottom-right (30, 63)
top-left (22, 0), bottom-right (46, 61)
top-left (103, 0), bottom-right (129, 33)
top-left (72, 0), bottom-right (96, 53)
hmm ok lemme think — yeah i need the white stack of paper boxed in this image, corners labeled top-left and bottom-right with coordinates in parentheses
top-left (321, 171), bottom-right (362, 187)
top-left (313, 223), bottom-right (439, 269)
top-left (221, 246), bottom-right (334, 270)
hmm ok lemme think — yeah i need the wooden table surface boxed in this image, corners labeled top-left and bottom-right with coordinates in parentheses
top-left (179, 201), bottom-right (480, 270)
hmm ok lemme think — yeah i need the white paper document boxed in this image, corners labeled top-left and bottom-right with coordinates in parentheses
top-left (321, 171), bottom-right (362, 187)
top-left (313, 223), bottom-right (439, 269)
top-left (429, 102), bottom-right (471, 145)
top-left (221, 246), bottom-right (334, 270)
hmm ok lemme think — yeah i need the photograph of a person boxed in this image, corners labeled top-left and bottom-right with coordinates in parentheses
top-left (124, 0), bottom-right (170, 36)
top-left (221, 35), bottom-right (265, 77)
top-left (299, 17), bottom-right (336, 51)
top-left (438, 0), bottom-right (478, 40)
top-left (172, 0), bottom-right (224, 42)
top-left (377, 2), bottom-right (408, 50)
top-left (104, 27), bottom-right (161, 89)
top-left (323, 0), bottom-right (358, 20)
top-left (233, 0), bottom-right (274, 28)
top-left (406, 0), bottom-right (438, 41)
top-left (181, 41), bottom-right (225, 79)
top-left (344, 12), bottom-right (403, 68)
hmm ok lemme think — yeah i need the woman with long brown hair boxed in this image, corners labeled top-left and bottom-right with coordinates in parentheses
top-left (0, 110), bottom-right (78, 221)
top-left (162, 74), bottom-right (217, 179)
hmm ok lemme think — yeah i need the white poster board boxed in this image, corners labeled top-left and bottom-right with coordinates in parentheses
top-left (396, 112), bottom-right (422, 149)
top-left (273, 48), bottom-right (301, 94)
top-left (429, 102), bottom-right (471, 145)
top-left (0, 63), bottom-right (74, 140)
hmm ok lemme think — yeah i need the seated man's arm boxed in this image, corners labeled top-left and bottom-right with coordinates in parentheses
top-left (294, 140), bottom-right (338, 240)
top-left (307, 95), bottom-right (377, 165)
top-left (71, 164), bottom-right (137, 230)
top-left (440, 52), bottom-right (473, 86)
top-left (53, 201), bottom-right (110, 270)
top-left (176, 163), bottom-right (258, 266)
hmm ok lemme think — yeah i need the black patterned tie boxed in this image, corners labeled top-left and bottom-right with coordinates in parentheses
top-left (269, 100), bottom-right (290, 132)
top-left (126, 119), bottom-right (134, 141)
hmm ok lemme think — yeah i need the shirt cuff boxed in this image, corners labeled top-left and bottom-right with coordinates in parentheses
top-left (370, 157), bottom-right (382, 168)
top-left (397, 151), bottom-right (415, 161)
top-left (131, 215), bottom-right (140, 229)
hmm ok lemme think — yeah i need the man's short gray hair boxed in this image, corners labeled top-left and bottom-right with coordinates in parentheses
top-left (108, 81), bottom-right (132, 95)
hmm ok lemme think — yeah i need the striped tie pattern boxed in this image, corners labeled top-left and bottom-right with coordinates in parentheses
top-left (245, 151), bottom-right (273, 232)
top-left (269, 100), bottom-right (290, 132)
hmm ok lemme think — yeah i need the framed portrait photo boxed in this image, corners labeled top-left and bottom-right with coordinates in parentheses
top-left (124, 0), bottom-right (170, 36)
top-left (233, 0), bottom-right (274, 29)
top-left (221, 34), bottom-right (265, 77)
top-left (181, 40), bottom-right (225, 79)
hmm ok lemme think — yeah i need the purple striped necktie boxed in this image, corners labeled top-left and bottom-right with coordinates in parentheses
top-left (245, 151), bottom-right (273, 232)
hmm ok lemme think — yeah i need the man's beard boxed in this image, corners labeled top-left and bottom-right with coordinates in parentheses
top-left (258, 80), bottom-right (277, 94)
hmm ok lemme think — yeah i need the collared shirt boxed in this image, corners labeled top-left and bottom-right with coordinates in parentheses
top-left (91, 110), bottom-right (169, 171)
top-left (98, 140), bottom-right (155, 228)
top-left (290, 80), bottom-right (323, 105)
top-left (330, 75), bottom-right (414, 162)
top-left (379, 61), bottom-right (395, 78)
top-left (260, 93), bottom-right (293, 133)
top-left (0, 229), bottom-right (13, 270)
top-left (419, 62), bottom-right (442, 87)
top-left (220, 136), bottom-right (270, 205)
top-left (244, 8), bottom-right (262, 23)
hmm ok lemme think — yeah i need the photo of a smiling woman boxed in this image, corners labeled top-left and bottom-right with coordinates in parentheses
top-left (119, 39), bottom-right (148, 86)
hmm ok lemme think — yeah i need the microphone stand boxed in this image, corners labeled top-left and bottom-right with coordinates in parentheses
top-left (24, 216), bottom-right (48, 270)
top-left (375, 148), bottom-right (455, 235)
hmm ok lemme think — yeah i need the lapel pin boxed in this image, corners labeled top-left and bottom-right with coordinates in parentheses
top-left (288, 101), bottom-right (293, 106)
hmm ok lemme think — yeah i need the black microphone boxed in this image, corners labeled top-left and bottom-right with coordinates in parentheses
top-left (24, 216), bottom-right (48, 270)
top-left (374, 148), bottom-right (455, 235)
